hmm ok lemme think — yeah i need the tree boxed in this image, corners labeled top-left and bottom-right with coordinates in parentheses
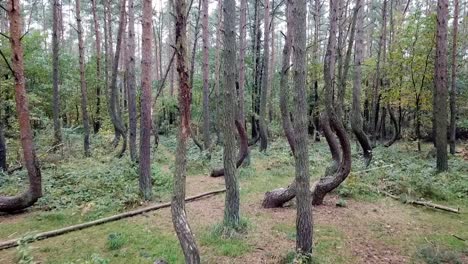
top-left (52, 0), bottom-right (62, 146)
top-left (259, 0), bottom-right (270, 152)
top-left (222, 0), bottom-right (240, 228)
top-left (75, 0), bottom-right (91, 157)
top-left (109, 0), bottom-right (128, 157)
top-left (292, 0), bottom-right (312, 255)
top-left (0, 121), bottom-right (6, 171)
top-left (139, 0), bottom-right (153, 200)
top-left (449, 0), bottom-right (459, 155)
top-left (238, 0), bottom-right (247, 126)
top-left (127, 0), bottom-right (138, 162)
top-left (91, 0), bottom-right (102, 134)
top-left (351, 0), bottom-right (372, 165)
top-left (201, 0), bottom-right (210, 150)
top-left (171, 0), bottom-right (201, 261)
top-left (433, 0), bottom-right (449, 172)
top-left (0, 0), bottom-right (42, 212)
top-left (312, 0), bottom-right (351, 206)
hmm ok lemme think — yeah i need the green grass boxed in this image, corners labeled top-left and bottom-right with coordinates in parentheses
top-left (200, 222), bottom-right (251, 257)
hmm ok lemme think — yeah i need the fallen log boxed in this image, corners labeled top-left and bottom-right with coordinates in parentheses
top-left (380, 190), bottom-right (460, 214)
top-left (0, 189), bottom-right (226, 251)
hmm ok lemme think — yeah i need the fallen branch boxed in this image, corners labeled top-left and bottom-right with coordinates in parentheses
top-left (0, 189), bottom-right (226, 251)
top-left (380, 190), bottom-right (460, 214)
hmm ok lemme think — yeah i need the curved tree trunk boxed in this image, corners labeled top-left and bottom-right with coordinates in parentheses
top-left (139, 0), bottom-right (153, 201)
top-left (210, 121), bottom-right (248, 177)
top-left (127, 0), bottom-right (138, 162)
top-left (109, 0), bottom-right (127, 158)
top-left (75, 0), bottom-right (91, 157)
top-left (171, 0), bottom-right (201, 261)
top-left (0, 0), bottom-right (42, 212)
top-left (384, 104), bottom-right (398, 147)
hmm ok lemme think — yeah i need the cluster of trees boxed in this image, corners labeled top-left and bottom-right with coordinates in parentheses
top-left (0, 0), bottom-right (466, 260)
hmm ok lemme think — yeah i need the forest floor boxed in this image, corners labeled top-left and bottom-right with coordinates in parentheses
top-left (0, 130), bottom-right (467, 264)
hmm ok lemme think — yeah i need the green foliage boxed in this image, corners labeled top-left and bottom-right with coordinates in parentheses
top-left (106, 233), bottom-right (127, 250)
top-left (16, 235), bottom-right (37, 264)
top-left (416, 244), bottom-right (463, 264)
top-left (200, 220), bottom-right (251, 257)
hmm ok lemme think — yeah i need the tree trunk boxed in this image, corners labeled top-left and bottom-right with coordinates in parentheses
top-left (139, 0), bottom-right (153, 200)
top-left (109, 0), bottom-right (127, 158)
top-left (238, 0), bottom-right (247, 125)
top-left (171, 0), bottom-right (201, 260)
top-left (52, 0), bottom-right (62, 145)
top-left (268, 0), bottom-right (275, 122)
top-left (214, 0), bottom-right (223, 143)
top-left (127, 0), bottom-right (138, 162)
top-left (449, 0), bottom-right (458, 155)
top-left (312, 0), bottom-right (352, 205)
top-left (351, 0), bottom-right (372, 165)
top-left (258, 0), bottom-right (270, 152)
top-left (91, 0), bottom-right (102, 134)
top-left (370, 0), bottom-right (387, 145)
top-left (279, 0), bottom-right (295, 155)
top-left (0, 121), bottom-right (6, 171)
top-left (292, 0), bottom-right (313, 254)
top-left (75, 0), bottom-right (91, 157)
top-left (202, 0), bottom-right (210, 150)
top-left (222, 0), bottom-right (240, 228)
top-left (210, 120), bottom-right (248, 177)
top-left (433, 0), bottom-right (449, 172)
top-left (0, 0), bottom-right (42, 212)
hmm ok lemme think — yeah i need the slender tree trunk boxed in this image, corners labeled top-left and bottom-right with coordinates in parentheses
top-left (449, 0), bottom-right (458, 155)
top-left (279, 0), bottom-right (295, 155)
top-left (434, 0), bottom-right (449, 172)
top-left (91, 0), bottom-right (102, 134)
top-left (370, 0), bottom-right (387, 145)
top-left (171, 0), bottom-right (201, 261)
top-left (127, 0), bottom-right (138, 162)
top-left (0, 0), bottom-right (42, 212)
top-left (75, 0), bottom-right (91, 157)
top-left (139, 0), bottom-right (153, 200)
top-left (292, 0), bottom-right (313, 254)
top-left (251, 0), bottom-right (261, 140)
top-left (214, 0), bottom-right (223, 143)
top-left (0, 121), bottom-right (6, 171)
top-left (259, 0), bottom-right (270, 152)
top-left (268, 0), bottom-right (275, 122)
top-left (351, 0), bottom-right (372, 165)
top-left (202, 0), bottom-right (211, 150)
top-left (222, 0), bottom-right (240, 228)
top-left (52, 0), bottom-right (62, 145)
top-left (238, 0), bottom-right (247, 125)
top-left (110, 0), bottom-right (128, 158)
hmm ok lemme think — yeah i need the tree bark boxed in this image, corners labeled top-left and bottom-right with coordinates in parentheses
top-left (292, 0), bottom-right (313, 254)
top-left (91, 0), bottom-right (102, 134)
top-left (109, 0), bottom-right (128, 158)
top-left (127, 0), bottom-right (138, 162)
top-left (449, 0), bottom-right (458, 155)
top-left (238, 0), bottom-right (247, 125)
top-left (210, 120), bottom-right (248, 177)
top-left (52, 0), bottom-right (62, 145)
top-left (202, 0), bottom-right (210, 150)
top-left (222, 0), bottom-right (241, 228)
top-left (0, 121), bottom-right (6, 171)
top-left (351, 0), bottom-right (372, 165)
top-left (139, 0), bottom-right (153, 200)
top-left (213, 0), bottom-right (223, 143)
top-left (75, 0), bottom-right (91, 157)
top-left (433, 0), bottom-right (449, 172)
top-left (259, 0), bottom-right (270, 152)
top-left (171, 0), bottom-right (201, 261)
top-left (279, 0), bottom-right (295, 155)
top-left (0, 0), bottom-right (42, 212)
